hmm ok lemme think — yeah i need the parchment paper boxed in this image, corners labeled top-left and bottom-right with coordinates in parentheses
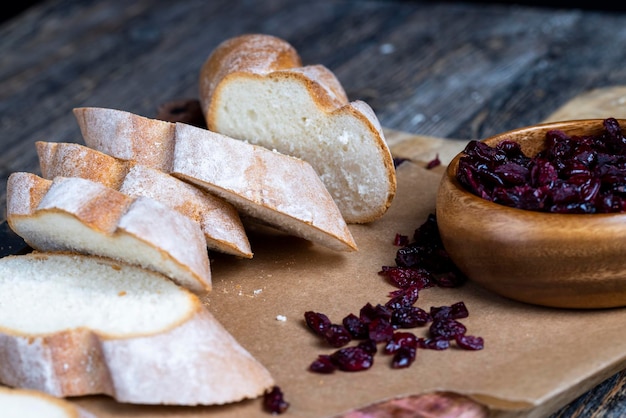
top-left (70, 87), bottom-right (626, 417)
top-left (71, 158), bottom-right (626, 418)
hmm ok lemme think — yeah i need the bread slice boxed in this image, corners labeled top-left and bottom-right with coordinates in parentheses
top-left (74, 107), bottom-right (357, 252)
top-left (0, 252), bottom-right (274, 405)
top-left (199, 33), bottom-right (397, 224)
top-left (6, 172), bottom-right (211, 294)
top-left (172, 122), bottom-right (357, 252)
top-left (73, 107), bottom-right (176, 172)
top-left (0, 386), bottom-right (96, 418)
top-left (36, 141), bottom-right (253, 258)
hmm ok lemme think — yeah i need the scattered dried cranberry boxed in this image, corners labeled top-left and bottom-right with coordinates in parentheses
top-left (391, 305), bottom-right (431, 328)
top-left (343, 313), bottom-right (368, 339)
top-left (309, 355), bottom-right (336, 374)
top-left (457, 117), bottom-right (626, 213)
top-left (384, 331), bottom-right (418, 354)
top-left (431, 301), bottom-right (469, 320)
top-left (426, 154), bottom-right (441, 169)
top-left (304, 311), bottom-right (331, 337)
top-left (429, 318), bottom-right (467, 340)
top-left (417, 337), bottom-right (450, 350)
top-left (305, 214), bottom-right (483, 382)
top-left (378, 266), bottom-right (434, 289)
top-left (394, 233), bottom-right (410, 246)
top-left (368, 317), bottom-right (395, 342)
top-left (330, 346), bottom-right (374, 371)
top-left (324, 324), bottom-right (352, 348)
top-left (359, 303), bottom-right (392, 323)
top-left (391, 345), bottom-right (417, 368)
top-left (263, 386), bottom-right (289, 414)
top-left (456, 334), bottom-right (485, 350)
top-left (357, 339), bottom-right (379, 355)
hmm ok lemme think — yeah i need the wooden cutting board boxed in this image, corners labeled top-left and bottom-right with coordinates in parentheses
top-left (25, 86), bottom-right (626, 418)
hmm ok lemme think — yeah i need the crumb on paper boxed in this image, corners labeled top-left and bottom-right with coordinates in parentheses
top-left (276, 315), bottom-right (287, 322)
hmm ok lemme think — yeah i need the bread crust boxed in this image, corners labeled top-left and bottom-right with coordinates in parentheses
top-left (6, 172), bottom-right (212, 294)
top-left (36, 141), bottom-right (253, 258)
top-left (0, 253), bottom-right (274, 405)
top-left (74, 107), bottom-right (176, 172)
top-left (199, 33), bottom-right (397, 223)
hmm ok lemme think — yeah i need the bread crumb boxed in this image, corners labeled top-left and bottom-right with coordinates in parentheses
top-left (276, 315), bottom-right (287, 322)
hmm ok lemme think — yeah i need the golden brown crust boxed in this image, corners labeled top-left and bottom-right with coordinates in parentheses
top-left (200, 34), bottom-right (302, 123)
top-left (36, 141), bottom-right (253, 258)
top-left (36, 141), bottom-right (133, 190)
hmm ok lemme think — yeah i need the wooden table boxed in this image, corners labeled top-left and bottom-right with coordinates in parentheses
top-left (1, 1), bottom-right (626, 416)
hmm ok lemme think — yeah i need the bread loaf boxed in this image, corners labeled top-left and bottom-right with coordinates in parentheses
top-left (0, 253), bottom-right (274, 405)
top-left (36, 141), bottom-right (252, 258)
top-left (74, 107), bottom-right (358, 252)
top-left (199, 33), bottom-right (397, 224)
top-left (6, 172), bottom-right (211, 294)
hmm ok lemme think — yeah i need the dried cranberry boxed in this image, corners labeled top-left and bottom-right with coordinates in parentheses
top-left (426, 154), bottom-right (441, 169)
top-left (359, 303), bottom-right (392, 323)
top-left (417, 337), bottom-right (450, 350)
top-left (385, 284), bottom-right (421, 309)
top-left (384, 331), bottom-right (418, 354)
top-left (357, 339), bottom-right (378, 355)
top-left (309, 355), bottom-right (336, 374)
top-left (378, 266), bottom-right (433, 289)
top-left (391, 345), bottom-right (417, 368)
top-left (330, 346), bottom-right (374, 372)
top-left (391, 305), bottom-right (431, 328)
top-left (342, 313), bottom-right (368, 339)
top-left (429, 318), bottom-right (467, 340)
top-left (263, 386), bottom-right (289, 414)
top-left (368, 317), bottom-right (395, 343)
top-left (304, 311), bottom-right (331, 336)
top-left (324, 324), bottom-right (352, 347)
top-left (455, 334), bottom-right (485, 350)
top-left (430, 301), bottom-right (469, 320)
top-left (393, 233), bottom-right (410, 246)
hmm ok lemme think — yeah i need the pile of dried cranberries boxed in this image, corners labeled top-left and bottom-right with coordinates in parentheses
top-left (303, 214), bottom-right (483, 375)
top-left (457, 117), bottom-right (626, 214)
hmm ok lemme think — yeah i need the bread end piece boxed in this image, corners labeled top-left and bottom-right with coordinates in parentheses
top-left (199, 33), bottom-right (397, 224)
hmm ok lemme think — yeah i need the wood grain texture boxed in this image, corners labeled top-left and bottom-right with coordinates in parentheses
top-left (2, 0), bottom-right (626, 416)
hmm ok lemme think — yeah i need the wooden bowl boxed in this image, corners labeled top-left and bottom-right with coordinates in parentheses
top-left (436, 119), bottom-right (626, 309)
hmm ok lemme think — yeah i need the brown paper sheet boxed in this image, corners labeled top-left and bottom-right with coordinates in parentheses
top-left (72, 159), bottom-right (626, 418)
top-left (69, 87), bottom-right (626, 417)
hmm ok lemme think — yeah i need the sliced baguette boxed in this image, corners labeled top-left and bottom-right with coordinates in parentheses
top-left (36, 141), bottom-right (252, 258)
top-left (0, 252), bottom-right (274, 405)
top-left (172, 122), bottom-right (357, 252)
top-left (74, 107), bottom-right (357, 252)
top-left (0, 386), bottom-right (96, 418)
top-left (6, 172), bottom-right (211, 294)
top-left (199, 33), bottom-right (397, 224)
